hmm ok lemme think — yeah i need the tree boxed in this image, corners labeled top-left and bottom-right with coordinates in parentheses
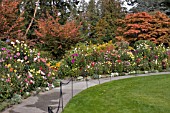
top-left (126, 0), bottom-right (170, 16)
top-left (86, 0), bottom-right (99, 24)
top-left (76, 0), bottom-right (89, 38)
top-left (116, 11), bottom-right (170, 46)
top-left (86, 0), bottom-right (100, 39)
top-left (17, 0), bottom-right (80, 41)
top-left (162, 0), bottom-right (170, 15)
top-left (79, 0), bottom-right (126, 43)
top-left (21, 0), bottom-right (79, 23)
top-left (94, 0), bottom-right (125, 43)
top-left (35, 12), bottom-right (81, 59)
top-left (97, 0), bottom-right (125, 18)
top-left (0, 0), bottom-right (25, 41)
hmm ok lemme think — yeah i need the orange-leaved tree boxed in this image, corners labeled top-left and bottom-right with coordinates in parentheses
top-left (116, 11), bottom-right (170, 46)
top-left (35, 12), bottom-right (81, 59)
top-left (0, 0), bottom-right (25, 40)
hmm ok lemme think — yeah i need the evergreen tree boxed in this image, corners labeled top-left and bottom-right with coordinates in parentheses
top-left (126, 0), bottom-right (170, 16)
top-left (76, 0), bottom-right (89, 38)
top-left (86, 0), bottom-right (100, 41)
top-left (94, 0), bottom-right (125, 43)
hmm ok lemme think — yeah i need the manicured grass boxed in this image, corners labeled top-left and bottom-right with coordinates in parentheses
top-left (63, 74), bottom-right (170, 113)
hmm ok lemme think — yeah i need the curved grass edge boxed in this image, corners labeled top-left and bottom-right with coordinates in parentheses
top-left (63, 74), bottom-right (170, 113)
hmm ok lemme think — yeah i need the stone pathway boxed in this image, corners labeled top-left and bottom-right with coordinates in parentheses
top-left (2, 72), bottom-right (170, 113)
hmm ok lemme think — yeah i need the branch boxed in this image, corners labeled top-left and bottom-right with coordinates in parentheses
top-left (24, 0), bottom-right (40, 39)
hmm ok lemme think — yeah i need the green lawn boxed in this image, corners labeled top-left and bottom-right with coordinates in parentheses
top-left (63, 74), bottom-right (170, 113)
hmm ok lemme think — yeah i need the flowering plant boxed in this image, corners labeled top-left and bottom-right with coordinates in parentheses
top-left (59, 40), bottom-right (170, 78)
top-left (0, 40), bottom-right (58, 100)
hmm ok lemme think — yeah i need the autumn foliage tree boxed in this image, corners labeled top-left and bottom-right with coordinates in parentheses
top-left (35, 12), bottom-right (81, 59)
top-left (0, 0), bottom-right (25, 40)
top-left (116, 11), bottom-right (170, 46)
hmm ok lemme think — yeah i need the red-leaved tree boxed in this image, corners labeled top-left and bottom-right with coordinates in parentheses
top-left (0, 0), bottom-right (25, 41)
top-left (116, 12), bottom-right (170, 46)
top-left (35, 12), bottom-right (81, 59)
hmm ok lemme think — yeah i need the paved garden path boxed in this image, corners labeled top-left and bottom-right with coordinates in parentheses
top-left (2, 72), bottom-right (170, 113)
